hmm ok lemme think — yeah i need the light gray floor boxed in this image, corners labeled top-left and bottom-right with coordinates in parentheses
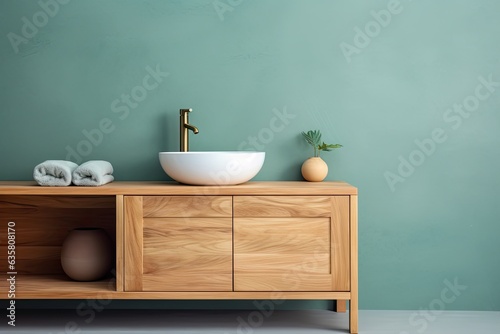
top-left (1, 309), bottom-right (499, 333)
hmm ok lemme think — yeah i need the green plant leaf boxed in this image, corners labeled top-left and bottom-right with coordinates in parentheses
top-left (301, 130), bottom-right (322, 147)
top-left (301, 130), bottom-right (342, 157)
top-left (318, 142), bottom-right (343, 151)
top-left (302, 130), bottom-right (323, 157)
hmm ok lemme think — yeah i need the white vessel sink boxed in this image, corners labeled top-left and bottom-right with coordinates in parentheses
top-left (159, 151), bottom-right (265, 185)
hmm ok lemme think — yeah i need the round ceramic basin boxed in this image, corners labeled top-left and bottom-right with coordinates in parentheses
top-left (159, 151), bottom-right (265, 185)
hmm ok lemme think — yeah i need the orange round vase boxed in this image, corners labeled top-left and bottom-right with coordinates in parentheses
top-left (301, 157), bottom-right (328, 182)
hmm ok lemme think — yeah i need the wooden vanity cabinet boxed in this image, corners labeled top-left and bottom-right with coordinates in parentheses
top-left (0, 181), bottom-right (358, 333)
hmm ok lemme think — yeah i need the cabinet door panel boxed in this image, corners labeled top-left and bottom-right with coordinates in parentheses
top-left (234, 196), bottom-right (332, 217)
top-left (124, 196), bottom-right (233, 292)
top-left (234, 196), bottom-right (350, 292)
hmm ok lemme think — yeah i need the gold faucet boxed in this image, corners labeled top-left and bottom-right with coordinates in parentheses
top-left (180, 108), bottom-right (199, 152)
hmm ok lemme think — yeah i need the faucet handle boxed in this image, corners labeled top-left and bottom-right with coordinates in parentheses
top-left (180, 108), bottom-right (193, 115)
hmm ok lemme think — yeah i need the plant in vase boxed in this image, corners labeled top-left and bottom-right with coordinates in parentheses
top-left (301, 130), bottom-right (342, 182)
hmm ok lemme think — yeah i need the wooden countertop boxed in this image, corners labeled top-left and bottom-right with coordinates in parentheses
top-left (0, 181), bottom-right (357, 196)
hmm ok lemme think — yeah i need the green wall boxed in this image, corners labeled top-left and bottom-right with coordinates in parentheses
top-left (1, 0), bottom-right (499, 311)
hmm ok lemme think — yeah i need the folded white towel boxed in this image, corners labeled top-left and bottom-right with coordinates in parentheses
top-left (33, 160), bottom-right (78, 186)
top-left (72, 160), bottom-right (114, 186)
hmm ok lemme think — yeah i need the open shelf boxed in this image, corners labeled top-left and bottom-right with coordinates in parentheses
top-left (0, 195), bottom-right (117, 298)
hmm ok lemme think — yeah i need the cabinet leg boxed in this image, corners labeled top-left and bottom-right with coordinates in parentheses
top-left (349, 298), bottom-right (358, 334)
top-left (334, 300), bottom-right (346, 312)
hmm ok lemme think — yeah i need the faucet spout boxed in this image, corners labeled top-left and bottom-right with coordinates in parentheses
top-left (180, 108), bottom-right (199, 152)
top-left (185, 124), bottom-right (199, 134)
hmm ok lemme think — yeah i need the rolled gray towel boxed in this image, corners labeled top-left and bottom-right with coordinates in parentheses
top-left (33, 160), bottom-right (78, 186)
top-left (72, 160), bottom-right (114, 186)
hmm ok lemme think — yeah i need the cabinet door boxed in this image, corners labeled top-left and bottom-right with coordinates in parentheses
top-left (124, 196), bottom-right (233, 292)
top-left (233, 196), bottom-right (350, 291)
